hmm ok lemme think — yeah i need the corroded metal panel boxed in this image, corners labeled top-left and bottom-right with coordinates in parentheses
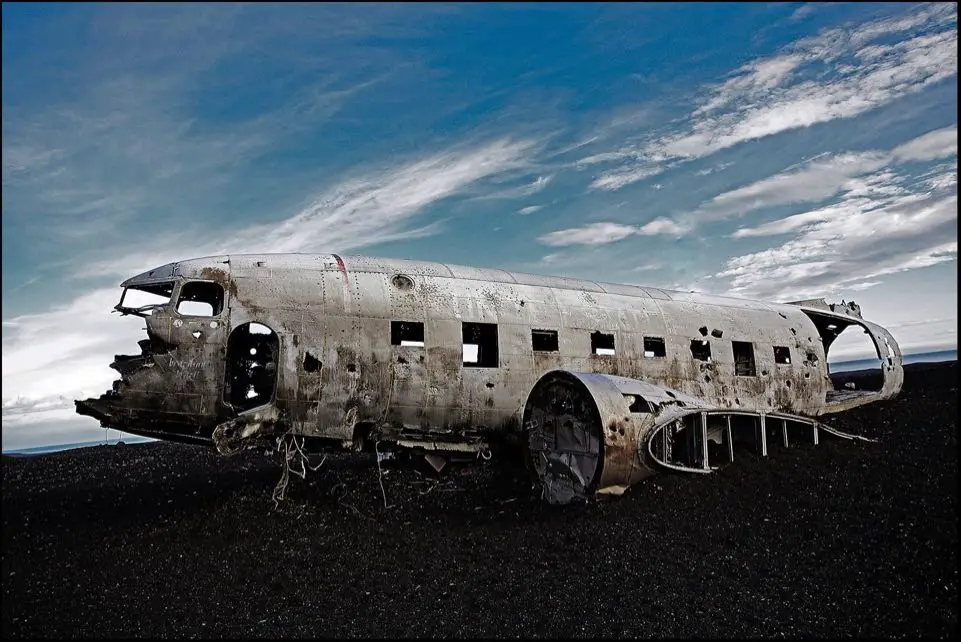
top-left (76, 252), bottom-right (905, 504)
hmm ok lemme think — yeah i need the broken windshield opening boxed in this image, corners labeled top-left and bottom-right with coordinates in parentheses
top-left (116, 282), bottom-right (175, 317)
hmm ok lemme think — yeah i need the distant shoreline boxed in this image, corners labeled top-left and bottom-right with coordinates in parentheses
top-left (829, 349), bottom-right (957, 372)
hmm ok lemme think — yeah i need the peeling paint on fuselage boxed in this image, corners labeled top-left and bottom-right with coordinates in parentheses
top-left (75, 253), bottom-right (904, 452)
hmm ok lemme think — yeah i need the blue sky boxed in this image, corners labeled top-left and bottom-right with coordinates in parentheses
top-left (2, 2), bottom-right (957, 450)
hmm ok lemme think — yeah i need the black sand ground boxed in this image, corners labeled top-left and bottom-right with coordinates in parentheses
top-left (3, 362), bottom-right (957, 638)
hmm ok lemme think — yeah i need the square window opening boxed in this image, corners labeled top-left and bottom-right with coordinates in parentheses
top-left (463, 322), bottom-right (499, 368)
top-left (391, 321), bottom-right (425, 347)
top-left (532, 329), bottom-right (559, 352)
top-left (690, 339), bottom-right (712, 362)
top-left (643, 336), bottom-right (666, 358)
top-left (774, 346), bottom-right (791, 365)
top-left (177, 281), bottom-right (225, 317)
top-left (733, 341), bottom-right (757, 376)
top-left (591, 331), bottom-right (616, 356)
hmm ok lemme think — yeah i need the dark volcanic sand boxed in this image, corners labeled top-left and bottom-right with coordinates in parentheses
top-left (3, 362), bottom-right (957, 638)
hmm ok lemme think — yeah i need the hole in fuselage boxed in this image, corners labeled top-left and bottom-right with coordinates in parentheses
top-left (802, 312), bottom-right (885, 401)
top-left (690, 339), bottom-right (711, 362)
top-left (826, 326), bottom-right (884, 395)
top-left (224, 322), bottom-right (279, 410)
top-left (303, 352), bottom-right (322, 373)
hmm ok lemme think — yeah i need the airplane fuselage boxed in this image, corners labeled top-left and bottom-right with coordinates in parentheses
top-left (76, 253), bottom-right (904, 499)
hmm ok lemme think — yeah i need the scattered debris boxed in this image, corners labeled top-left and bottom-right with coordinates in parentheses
top-left (271, 431), bottom-right (326, 508)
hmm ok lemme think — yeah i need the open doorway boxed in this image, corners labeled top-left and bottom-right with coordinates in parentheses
top-left (225, 322), bottom-right (280, 411)
top-left (802, 311), bottom-right (883, 400)
top-left (825, 325), bottom-right (884, 394)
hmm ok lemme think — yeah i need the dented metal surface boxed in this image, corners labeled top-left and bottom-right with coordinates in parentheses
top-left (75, 253), bottom-right (904, 504)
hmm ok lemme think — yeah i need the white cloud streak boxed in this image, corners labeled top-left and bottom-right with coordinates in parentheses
top-left (660, 14), bottom-right (957, 160)
top-left (891, 125), bottom-right (958, 162)
top-left (583, 4), bottom-right (957, 190)
top-left (700, 152), bottom-right (891, 221)
top-left (2, 288), bottom-right (146, 422)
top-left (517, 205), bottom-right (544, 215)
top-left (716, 186), bottom-right (958, 301)
top-left (76, 138), bottom-right (537, 279)
top-left (536, 217), bottom-right (688, 247)
top-left (637, 217), bottom-right (688, 236)
top-left (538, 222), bottom-right (639, 247)
top-left (691, 125), bottom-right (958, 223)
top-left (2, 3), bottom-right (448, 256)
top-left (589, 165), bottom-right (664, 191)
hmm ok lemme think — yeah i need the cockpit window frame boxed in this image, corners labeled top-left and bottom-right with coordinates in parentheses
top-left (174, 280), bottom-right (226, 318)
top-left (115, 281), bottom-right (176, 317)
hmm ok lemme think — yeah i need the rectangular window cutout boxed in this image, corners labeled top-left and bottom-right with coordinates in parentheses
top-left (177, 281), bottom-right (225, 317)
top-left (690, 339), bottom-right (711, 362)
top-left (733, 341), bottom-right (756, 376)
top-left (532, 329), bottom-right (559, 352)
top-left (463, 322), bottom-right (499, 368)
top-left (774, 346), bottom-right (791, 365)
top-left (391, 321), bottom-right (425, 347)
top-left (643, 336), bottom-right (666, 358)
top-left (591, 331), bottom-right (616, 356)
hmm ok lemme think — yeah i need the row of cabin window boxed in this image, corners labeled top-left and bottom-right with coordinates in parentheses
top-left (168, 287), bottom-right (787, 377)
top-left (391, 321), bottom-right (794, 373)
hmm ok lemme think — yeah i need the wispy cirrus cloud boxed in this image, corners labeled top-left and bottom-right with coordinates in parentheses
top-left (715, 188), bottom-right (958, 301)
top-left (2, 288), bottom-right (139, 419)
top-left (922, 165), bottom-right (958, 192)
top-left (589, 165), bottom-right (665, 191)
top-left (657, 6), bottom-right (957, 160)
top-left (471, 174), bottom-right (554, 201)
top-left (536, 217), bottom-right (688, 247)
top-left (584, 3), bottom-right (957, 191)
top-left (891, 124), bottom-right (959, 163)
top-left (74, 137), bottom-right (538, 279)
top-left (240, 138), bottom-right (538, 255)
top-left (790, 3), bottom-right (818, 22)
top-left (1, 3), bottom-right (445, 259)
top-left (661, 124), bottom-right (958, 229)
top-left (695, 152), bottom-right (891, 221)
top-left (537, 222), bottom-right (638, 247)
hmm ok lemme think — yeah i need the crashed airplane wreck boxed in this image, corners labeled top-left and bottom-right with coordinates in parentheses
top-left (76, 253), bottom-right (904, 505)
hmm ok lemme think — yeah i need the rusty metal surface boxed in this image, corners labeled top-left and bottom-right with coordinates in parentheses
top-left (75, 252), bottom-right (905, 503)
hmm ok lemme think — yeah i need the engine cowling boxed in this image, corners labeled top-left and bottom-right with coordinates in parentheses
top-left (523, 371), bottom-right (707, 504)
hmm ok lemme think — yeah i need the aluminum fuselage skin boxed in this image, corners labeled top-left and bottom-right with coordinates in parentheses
top-left (85, 253), bottom-right (904, 448)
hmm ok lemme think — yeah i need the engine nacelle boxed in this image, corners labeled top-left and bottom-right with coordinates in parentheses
top-left (522, 370), bottom-right (707, 504)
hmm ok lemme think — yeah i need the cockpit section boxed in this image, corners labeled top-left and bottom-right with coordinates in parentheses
top-left (114, 279), bottom-right (226, 319)
top-left (76, 259), bottom-right (237, 444)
